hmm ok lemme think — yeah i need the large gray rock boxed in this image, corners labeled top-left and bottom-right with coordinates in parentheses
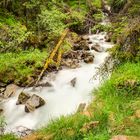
top-left (25, 94), bottom-right (45, 113)
top-left (3, 84), bottom-right (18, 98)
top-left (16, 92), bottom-right (31, 105)
top-left (91, 44), bottom-right (103, 52)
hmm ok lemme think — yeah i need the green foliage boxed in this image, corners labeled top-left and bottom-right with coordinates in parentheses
top-left (38, 7), bottom-right (67, 36)
top-left (91, 24), bottom-right (111, 33)
top-left (0, 116), bottom-right (6, 135)
top-left (92, 0), bottom-right (102, 9)
top-left (93, 12), bottom-right (104, 22)
top-left (0, 49), bottom-right (48, 85)
top-left (0, 14), bottom-right (32, 52)
top-left (109, 0), bottom-right (127, 13)
top-left (128, 1), bottom-right (140, 17)
top-left (0, 134), bottom-right (18, 140)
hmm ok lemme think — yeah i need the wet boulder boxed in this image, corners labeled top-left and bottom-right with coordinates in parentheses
top-left (70, 77), bottom-right (77, 87)
top-left (25, 94), bottom-right (45, 113)
top-left (91, 44), bottom-right (103, 52)
top-left (84, 56), bottom-right (94, 63)
top-left (3, 84), bottom-right (18, 98)
top-left (16, 92), bottom-right (31, 105)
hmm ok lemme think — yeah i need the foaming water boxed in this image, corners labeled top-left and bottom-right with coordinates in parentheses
top-left (3, 32), bottom-right (113, 133)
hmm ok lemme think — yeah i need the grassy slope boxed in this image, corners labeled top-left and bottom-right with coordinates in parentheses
top-left (30, 62), bottom-right (139, 140)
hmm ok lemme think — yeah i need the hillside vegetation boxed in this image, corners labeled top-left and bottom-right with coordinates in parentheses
top-left (0, 0), bottom-right (140, 140)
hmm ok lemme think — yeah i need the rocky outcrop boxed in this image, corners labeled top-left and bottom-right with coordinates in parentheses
top-left (3, 84), bottom-right (18, 98)
top-left (62, 50), bottom-right (94, 67)
top-left (73, 40), bottom-right (89, 51)
top-left (70, 77), bottom-right (77, 87)
top-left (73, 35), bottom-right (90, 51)
top-left (25, 94), bottom-right (45, 113)
top-left (16, 92), bottom-right (31, 105)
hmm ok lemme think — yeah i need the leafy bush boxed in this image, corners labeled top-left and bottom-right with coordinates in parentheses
top-left (38, 7), bottom-right (67, 36)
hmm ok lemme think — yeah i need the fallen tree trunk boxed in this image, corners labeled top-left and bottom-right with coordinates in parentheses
top-left (34, 29), bottom-right (69, 87)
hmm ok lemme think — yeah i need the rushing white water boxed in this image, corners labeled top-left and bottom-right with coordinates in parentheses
top-left (2, 31), bottom-right (113, 134)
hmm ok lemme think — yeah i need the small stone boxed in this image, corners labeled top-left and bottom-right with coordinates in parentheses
top-left (16, 92), bottom-right (31, 105)
top-left (70, 77), bottom-right (77, 87)
top-left (77, 103), bottom-right (86, 112)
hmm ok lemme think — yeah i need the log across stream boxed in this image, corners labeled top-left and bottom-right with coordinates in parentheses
top-left (2, 25), bottom-right (114, 136)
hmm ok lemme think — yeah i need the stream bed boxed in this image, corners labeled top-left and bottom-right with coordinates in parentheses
top-left (1, 31), bottom-right (113, 135)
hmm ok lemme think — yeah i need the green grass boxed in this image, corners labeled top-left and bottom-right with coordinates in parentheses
top-left (0, 49), bottom-right (48, 85)
top-left (0, 134), bottom-right (18, 140)
top-left (36, 62), bottom-right (140, 140)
